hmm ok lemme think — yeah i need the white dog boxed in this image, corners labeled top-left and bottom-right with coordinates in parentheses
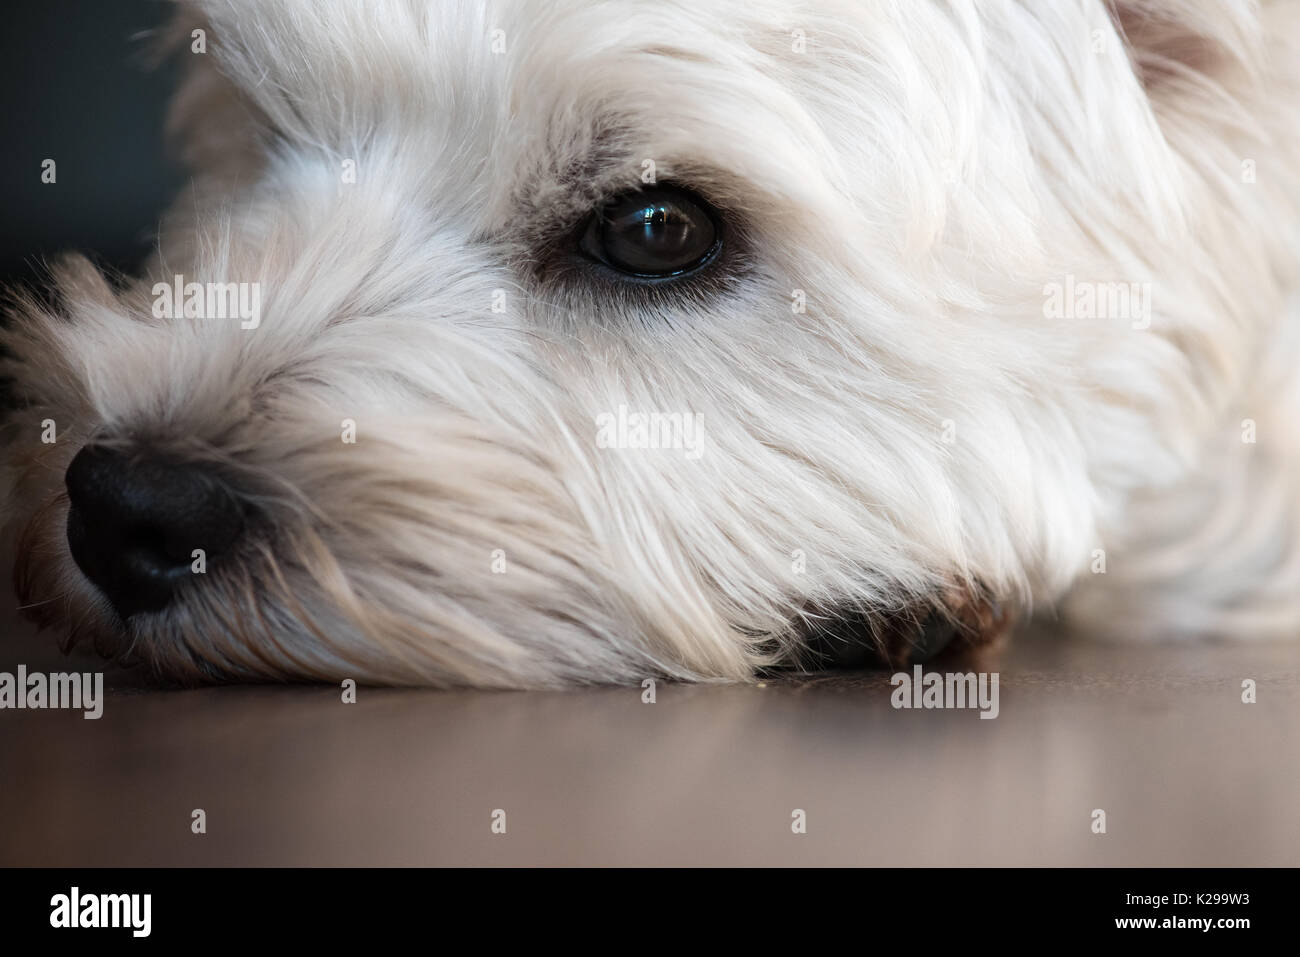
top-left (3, 0), bottom-right (1299, 687)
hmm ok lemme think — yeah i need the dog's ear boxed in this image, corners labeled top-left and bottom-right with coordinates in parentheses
top-left (155, 3), bottom-right (268, 183)
top-left (1107, 0), bottom-right (1260, 97)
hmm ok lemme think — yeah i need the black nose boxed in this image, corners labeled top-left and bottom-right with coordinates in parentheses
top-left (64, 446), bottom-right (244, 618)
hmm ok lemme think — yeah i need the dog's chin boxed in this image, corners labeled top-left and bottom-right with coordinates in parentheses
top-left (790, 592), bottom-right (1013, 674)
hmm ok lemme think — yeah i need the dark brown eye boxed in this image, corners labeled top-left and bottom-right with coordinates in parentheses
top-left (579, 186), bottom-right (721, 278)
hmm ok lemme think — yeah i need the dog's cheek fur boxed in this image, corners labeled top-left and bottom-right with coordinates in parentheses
top-left (1060, 0), bottom-right (1300, 640)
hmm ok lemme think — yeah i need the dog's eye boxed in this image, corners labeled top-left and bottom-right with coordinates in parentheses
top-left (578, 186), bottom-right (721, 278)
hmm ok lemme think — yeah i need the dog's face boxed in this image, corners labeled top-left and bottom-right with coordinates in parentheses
top-left (1, 0), bottom-right (1243, 685)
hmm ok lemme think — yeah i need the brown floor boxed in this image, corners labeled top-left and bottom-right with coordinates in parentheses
top-left (1, 602), bottom-right (1297, 866)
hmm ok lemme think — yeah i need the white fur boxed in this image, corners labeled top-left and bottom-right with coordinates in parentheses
top-left (3, 0), bottom-right (1299, 686)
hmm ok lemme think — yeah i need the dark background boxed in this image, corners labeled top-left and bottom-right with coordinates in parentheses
top-left (1, 0), bottom-right (181, 289)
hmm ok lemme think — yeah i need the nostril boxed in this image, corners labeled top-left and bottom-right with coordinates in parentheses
top-left (64, 445), bottom-right (245, 618)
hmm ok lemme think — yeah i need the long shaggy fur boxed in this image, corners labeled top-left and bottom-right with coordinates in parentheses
top-left (3, 0), bottom-right (1299, 686)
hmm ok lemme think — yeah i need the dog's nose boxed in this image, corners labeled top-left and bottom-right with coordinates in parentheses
top-left (64, 446), bottom-right (244, 618)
